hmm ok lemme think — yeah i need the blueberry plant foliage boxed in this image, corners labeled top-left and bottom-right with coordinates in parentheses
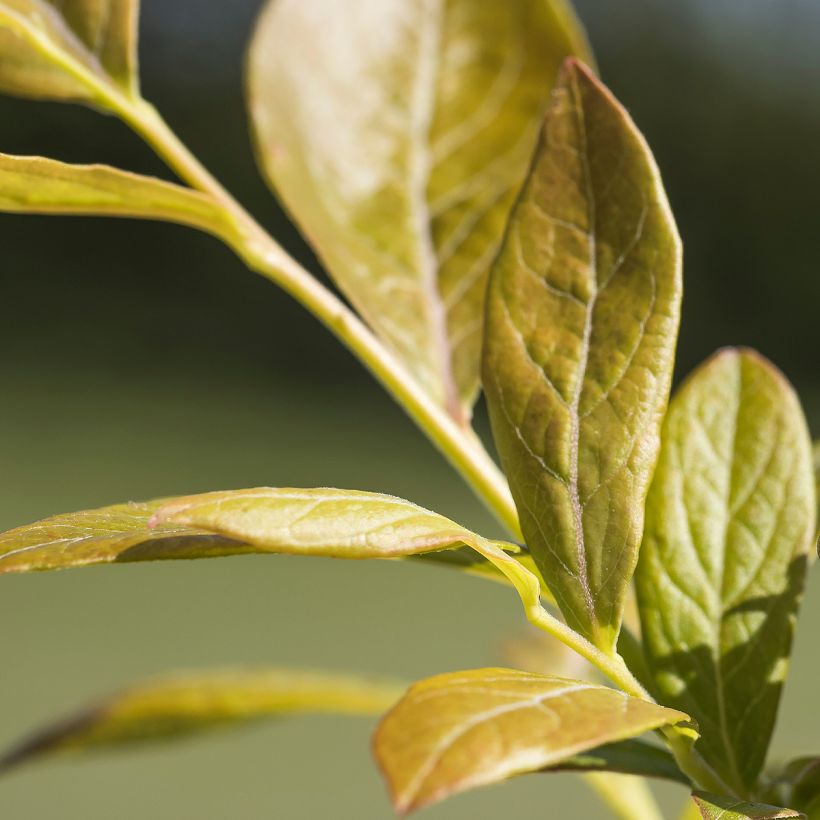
top-left (0, 2), bottom-right (817, 818)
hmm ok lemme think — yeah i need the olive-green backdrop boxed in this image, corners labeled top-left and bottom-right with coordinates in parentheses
top-left (0, 1), bottom-right (818, 817)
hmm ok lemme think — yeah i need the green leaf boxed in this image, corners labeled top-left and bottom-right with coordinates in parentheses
top-left (482, 58), bottom-right (682, 650)
top-left (0, 0), bottom-right (139, 104)
top-left (0, 153), bottom-right (238, 238)
top-left (372, 667), bottom-right (690, 815)
top-left (247, 0), bottom-right (594, 421)
top-left (0, 667), bottom-right (401, 772)
top-left (552, 738), bottom-right (688, 785)
top-left (765, 758), bottom-right (820, 814)
top-left (692, 792), bottom-right (804, 820)
top-left (636, 349), bottom-right (816, 794)
top-left (0, 487), bottom-right (519, 576)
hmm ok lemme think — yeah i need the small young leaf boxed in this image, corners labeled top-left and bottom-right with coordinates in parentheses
top-left (0, 488), bottom-right (518, 575)
top-left (247, 0), bottom-right (593, 420)
top-left (482, 58), bottom-right (682, 651)
top-left (372, 667), bottom-right (690, 815)
top-left (0, 153), bottom-right (238, 239)
top-left (0, 667), bottom-right (401, 772)
top-left (692, 792), bottom-right (804, 820)
top-left (636, 349), bottom-right (816, 793)
top-left (0, 0), bottom-right (139, 103)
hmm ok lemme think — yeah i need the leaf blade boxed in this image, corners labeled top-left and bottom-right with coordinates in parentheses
top-left (373, 667), bottom-right (690, 814)
top-left (0, 487), bottom-right (518, 574)
top-left (692, 792), bottom-right (804, 820)
top-left (636, 349), bottom-right (816, 793)
top-left (0, 153), bottom-right (237, 238)
top-left (247, 0), bottom-right (593, 418)
top-left (0, 667), bottom-right (401, 772)
top-left (482, 58), bottom-right (682, 650)
top-left (0, 0), bottom-right (139, 103)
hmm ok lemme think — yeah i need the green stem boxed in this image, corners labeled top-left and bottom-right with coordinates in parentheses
top-left (104, 95), bottom-right (522, 541)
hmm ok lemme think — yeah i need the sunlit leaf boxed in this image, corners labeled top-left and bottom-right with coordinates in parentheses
top-left (482, 58), bottom-right (682, 650)
top-left (0, 153), bottom-right (238, 239)
top-left (0, 667), bottom-right (401, 772)
top-left (636, 349), bottom-right (816, 794)
top-left (0, 0), bottom-right (139, 104)
top-left (247, 0), bottom-right (594, 420)
top-left (692, 792), bottom-right (804, 820)
top-left (0, 487), bottom-right (519, 576)
top-left (373, 667), bottom-right (690, 814)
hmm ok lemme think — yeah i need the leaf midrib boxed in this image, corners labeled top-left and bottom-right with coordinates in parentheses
top-left (409, 0), bottom-right (462, 423)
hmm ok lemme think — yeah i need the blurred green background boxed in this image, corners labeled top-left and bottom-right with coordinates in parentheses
top-left (0, 1), bottom-right (818, 817)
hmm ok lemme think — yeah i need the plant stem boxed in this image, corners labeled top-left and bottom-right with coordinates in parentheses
top-left (104, 95), bottom-right (522, 541)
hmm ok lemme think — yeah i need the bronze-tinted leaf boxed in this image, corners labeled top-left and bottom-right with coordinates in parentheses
top-left (0, 0), bottom-right (139, 103)
top-left (247, 0), bottom-right (594, 420)
top-left (0, 488), bottom-right (519, 577)
top-left (482, 58), bottom-right (682, 650)
top-left (692, 792), bottom-right (804, 820)
top-left (0, 667), bottom-right (401, 772)
top-left (636, 350), bottom-right (816, 793)
top-left (373, 667), bottom-right (689, 814)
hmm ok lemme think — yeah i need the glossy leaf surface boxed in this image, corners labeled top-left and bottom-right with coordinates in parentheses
top-left (692, 792), bottom-right (803, 820)
top-left (373, 667), bottom-right (689, 814)
top-left (0, 488), bottom-right (518, 574)
top-left (247, 0), bottom-right (593, 419)
top-left (483, 59), bottom-right (682, 650)
top-left (0, 153), bottom-right (236, 239)
top-left (0, 0), bottom-right (139, 103)
top-left (636, 349), bottom-right (816, 793)
top-left (814, 441), bottom-right (819, 544)
top-left (0, 667), bottom-right (401, 771)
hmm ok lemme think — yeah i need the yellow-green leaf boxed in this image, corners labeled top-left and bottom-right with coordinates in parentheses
top-left (373, 667), bottom-right (690, 814)
top-left (0, 153), bottom-right (238, 239)
top-left (247, 0), bottom-right (594, 421)
top-left (0, 487), bottom-right (518, 576)
top-left (636, 349), bottom-right (816, 794)
top-left (0, 0), bottom-right (139, 104)
top-left (692, 792), bottom-right (804, 820)
top-left (482, 58), bottom-right (682, 651)
top-left (0, 667), bottom-right (402, 772)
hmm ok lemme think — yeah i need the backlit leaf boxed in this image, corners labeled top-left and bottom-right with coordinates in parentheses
top-left (0, 0), bottom-right (139, 103)
top-left (692, 792), bottom-right (804, 820)
top-left (0, 667), bottom-right (401, 772)
top-left (0, 487), bottom-right (519, 575)
top-left (373, 667), bottom-right (690, 814)
top-left (482, 58), bottom-right (682, 650)
top-left (0, 153), bottom-right (238, 239)
top-left (636, 349), bottom-right (816, 793)
top-left (247, 0), bottom-right (594, 420)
